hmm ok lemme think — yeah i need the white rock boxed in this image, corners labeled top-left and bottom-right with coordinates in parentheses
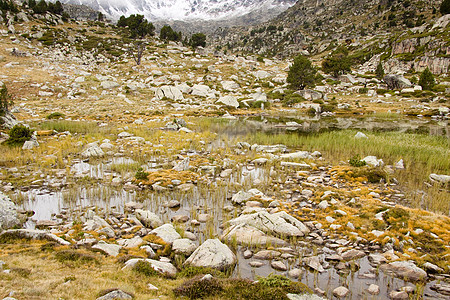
top-left (216, 95), bottom-right (239, 108)
top-left (333, 286), bottom-right (349, 298)
top-left (92, 241), bottom-right (122, 257)
top-left (156, 86), bottom-right (184, 100)
top-left (355, 132), bottom-right (368, 139)
top-left (367, 284), bottom-right (380, 295)
top-left (135, 209), bottom-right (163, 229)
top-left (150, 224), bottom-right (181, 244)
top-left (172, 238), bottom-right (197, 255)
top-left (184, 239), bottom-right (236, 271)
top-left (362, 156), bottom-right (384, 167)
top-left (123, 258), bottom-right (177, 278)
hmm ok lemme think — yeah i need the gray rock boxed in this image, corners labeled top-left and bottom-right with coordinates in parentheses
top-left (288, 268), bottom-right (302, 279)
top-left (362, 156), bottom-right (384, 167)
top-left (168, 200), bottom-right (180, 208)
top-left (341, 249), bottom-right (366, 261)
top-left (429, 174), bottom-right (450, 184)
top-left (150, 224), bottom-right (181, 244)
top-left (280, 151), bottom-right (312, 160)
top-left (389, 291), bottom-right (409, 300)
top-left (249, 261), bottom-right (264, 267)
top-left (431, 283), bottom-right (450, 296)
top-left (171, 215), bottom-right (189, 223)
top-left (22, 139), bottom-right (39, 150)
top-left (243, 249), bottom-right (253, 259)
top-left (231, 191), bottom-right (253, 205)
top-left (355, 132), bottom-right (368, 139)
top-left (217, 95), bottom-right (239, 108)
top-left (227, 211), bottom-right (308, 238)
top-left (423, 262), bottom-right (444, 273)
top-left (383, 74), bottom-right (412, 90)
top-left (333, 286), bottom-right (349, 298)
top-left (0, 229), bottom-right (70, 245)
top-left (191, 84), bottom-right (212, 97)
top-left (184, 239), bottom-right (236, 271)
top-left (123, 258), bottom-right (177, 278)
top-left (304, 256), bottom-right (324, 272)
top-left (172, 238), bottom-right (197, 255)
top-left (135, 209), bottom-right (163, 229)
top-left (92, 241), bottom-right (122, 257)
top-left (254, 250), bottom-right (281, 260)
top-left (287, 293), bottom-right (326, 300)
top-left (96, 289), bottom-right (132, 300)
top-left (101, 80), bottom-right (120, 89)
top-left (156, 86), bottom-right (183, 100)
top-left (271, 260), bottom-right (287, 271)
top-left (0, 192), bottom-right (21, 231)
top-left (382, 261), bottom-right (427, 281)
top-left (367, 284), bottom-right (380, 295)
top-left (221, 80), bottom-right (240, 91)
top-left (81, 143), bottom-right (104, 158)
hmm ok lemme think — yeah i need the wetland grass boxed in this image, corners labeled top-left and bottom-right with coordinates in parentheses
top-left (247, 129), bottom-right (449, 213)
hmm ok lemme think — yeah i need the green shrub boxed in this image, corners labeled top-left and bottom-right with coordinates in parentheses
top-left (0, 85), bottom-right (13, 116)
top-left (375, 62), bottom-right (385, 79)
top-left (133, 260), bottom-right (159, 277)
top-left (359, 87), bottom-right (369, 94)
top-left (349, 155), bottom-right (367, 167)
top-left (322, 46), bottom-right (352, 77)
top-left (135, 167), bottom-right (149, 180)
top-left (173, 276), bottom-right (223, 299)
top-left (382, 207), bottom-right (410, 229)
top-left (54, 250), bottom-right (97, 264)
top-left (441, 0), bottom-right (450, 14)
top-left (46, 112), bottom-right (65, 119)
top-left (3, 125), bottom-right (33, 146)
top-left (178, 266), bottom-right (225, 278)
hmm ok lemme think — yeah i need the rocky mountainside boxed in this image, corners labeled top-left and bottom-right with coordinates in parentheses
top-left (55, 0), bottom-right (296, 22)
top-left (213, 0), bottom-right (449, 75)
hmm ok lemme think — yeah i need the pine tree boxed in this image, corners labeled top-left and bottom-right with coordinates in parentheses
top-left (375, 62), bottom-right (384, 79)
top-left (287, 54), bottom-right (317, 90)
top-left (440, 0), bottom-right (450, 15)
top-left (418, 68), bottom-right (435, 90)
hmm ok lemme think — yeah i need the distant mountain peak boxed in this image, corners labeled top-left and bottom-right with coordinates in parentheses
top-left (56, 0), bottom-right (297, 21)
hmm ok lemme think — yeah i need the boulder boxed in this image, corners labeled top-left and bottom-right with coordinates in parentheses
top-left (227, 211), bottom-right (309, 238)
top-left (280, 151), bottom-right (312, 160)
top-left (191, 84), bottom-right (212, 97)
top-left (0, 229), bottom-right (70, 245)
top-left (96, 289), bottom-right (132, 300)
top-left (429, 174), bottom-right (450, 184)
top-left (123, 258), bottom-right (177, 278)
top-left (92, 241), bottom-right (122, 257)
top-left (382, 261), bottom-right (427, 281)
top-left (231, 191), bottom-right (254, 205)
top-left (0, 192), bottom-right (21, 231)
top-left (383, 74), bottom-right (412, 90)
top-left (184, 238), bottom-right (236, 271)
top-left (362, 156), bottom-right (384, 167)
top-left (155, 86), bottom-right (183, 100)
top-left (221, 80), bottom-right (240, 91)
top-left (135, 209), bottom-right (163, 229)
top-left (341, 249), bottom-right (366, 261)
top-left (172, 238), bottom-right (197, 255)
top-left (221, 224), bottom-right (287, 247)
top-left (333, 286), bottom-right (349, 298)
top-left (367, 284), bottom-right (380, 295)
top-left (100, 81), bottom-right (120, 89)
top-left (81, 143), bottom-right (104, 158)
top-left (216, 95), bottom-right (239, 108)
top-left (150, 224), bottom-right (181, 244)
top-left (304, 256), bottom-right (324, 272)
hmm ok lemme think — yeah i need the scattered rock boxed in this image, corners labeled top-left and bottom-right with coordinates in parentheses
top-left (150, 224), bottom-right (181, 245)
top-left (333, 286), bottom-right (349, 298)
top-left (184, 239), bottom-right (236, 271)
top-left (123, 258), bottom-right (177, 278)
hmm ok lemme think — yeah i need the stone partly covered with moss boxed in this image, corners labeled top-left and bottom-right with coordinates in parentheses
top-left (184, 239), bottom-right (236, 271)
top-left (0, 191), bottom-right (21, 231)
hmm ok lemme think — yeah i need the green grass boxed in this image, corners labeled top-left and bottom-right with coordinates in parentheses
top-left (247, 129), bottom-right (450, 212)
top-left (36, 120), bottom-right (111, 135)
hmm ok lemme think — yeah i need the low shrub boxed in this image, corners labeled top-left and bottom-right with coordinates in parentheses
top-left (133, 260), bottom-right (159, 277)
top-left (349, 155), bottom-right (367, 167)
top-left (3, 125), bottom-right (33, 146)
top-left (173, 275), bottom-right (223, 299)
top-left (46, 112), bottom-right (65, 119)
top-left (54, 250), bottom-right (98, 264)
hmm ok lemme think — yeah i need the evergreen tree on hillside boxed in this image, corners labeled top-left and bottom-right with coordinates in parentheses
top-left (322, 46), bottom-right (352, 77)
top-left (375, 62), bottom-right (385, 79)
top-left (418, 68), bottom-right (435, 90)
top-left (441, 0), bottom-right (450, 14)
top-left (287, 54), bottom-right (317, 90)
top-left (189, 33), bottom-right (206, 48)
top-left (160, 25), bottom-right (182, 42)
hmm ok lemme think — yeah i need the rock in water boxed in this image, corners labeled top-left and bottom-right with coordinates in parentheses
top-left (135, 209), bottom-right (163, 229)
top-left (184, 238), bottom-right (236, 271)
top-left (382, 261), bottom-right (427, 281)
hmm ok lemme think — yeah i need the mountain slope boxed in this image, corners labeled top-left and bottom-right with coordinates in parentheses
top-left (56, 0), bottom-right (296, 21)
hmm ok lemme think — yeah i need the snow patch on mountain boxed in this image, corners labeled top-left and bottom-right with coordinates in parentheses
top-left (57, 0), bottom-right (296, 21)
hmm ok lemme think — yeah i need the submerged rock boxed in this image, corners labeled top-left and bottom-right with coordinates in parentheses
top-left (184, 238), bottom-right (236, 271)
